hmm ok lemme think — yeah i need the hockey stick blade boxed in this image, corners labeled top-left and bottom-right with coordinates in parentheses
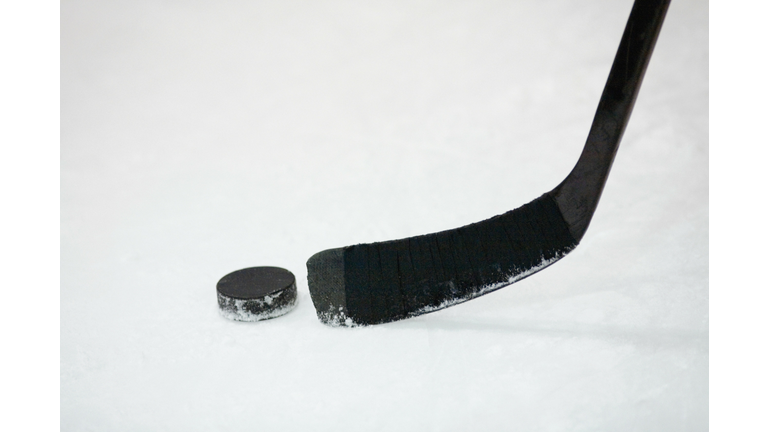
top-left (307, 0), bottom-right (671, 326)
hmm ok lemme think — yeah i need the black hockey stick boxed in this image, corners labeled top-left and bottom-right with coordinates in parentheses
top-left (307, 0), bottom-right (671, 326)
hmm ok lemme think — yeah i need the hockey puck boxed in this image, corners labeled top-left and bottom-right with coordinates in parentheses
top-left (216, 266), bottom-right (297, 321)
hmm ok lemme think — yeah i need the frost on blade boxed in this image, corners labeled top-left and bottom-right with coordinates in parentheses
top-left (412, 251), bottom-right (569, 317)
top-left (317, 305), bottom-right (362, 328)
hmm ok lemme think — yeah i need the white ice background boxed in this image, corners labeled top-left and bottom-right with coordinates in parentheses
top-left (61, 0), bottom-right (708, 430)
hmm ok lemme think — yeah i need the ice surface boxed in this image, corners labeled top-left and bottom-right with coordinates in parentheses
top-left (61, 0), bottom-right (708, 430)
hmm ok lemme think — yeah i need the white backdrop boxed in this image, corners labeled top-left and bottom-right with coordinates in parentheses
top-left (61, 0), bottom-right (708, 430)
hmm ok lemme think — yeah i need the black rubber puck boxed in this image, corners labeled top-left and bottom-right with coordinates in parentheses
top-left (216, 266), bottom-right (297, 321)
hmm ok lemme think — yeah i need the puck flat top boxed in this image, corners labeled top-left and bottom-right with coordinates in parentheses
top-left (217, 266), bottom-right (295, 300)
top-left (216, 266), bottom-right (298, 322)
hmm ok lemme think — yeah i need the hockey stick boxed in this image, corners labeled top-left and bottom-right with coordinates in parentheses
top-left (307, 0), bottom-right (671, 326)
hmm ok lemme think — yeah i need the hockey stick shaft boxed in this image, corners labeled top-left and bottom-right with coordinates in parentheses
top-left (553, 0), bottom-right (672, 241)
